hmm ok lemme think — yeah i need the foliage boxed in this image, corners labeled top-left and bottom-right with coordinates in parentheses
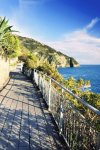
top-left (0, 17), bottom-right (19, 59)
top-left (23, 52), bottom-right (99, 111)
top-left (24, 53), bottom-right (39, 69)
top-left (17, 35), bottom-right (79, 67)
top-left (15, 26), bottom-right (99, 113)
top-left (81, 91), bottom-right (100, 110)
top-left (0, 33), bottom-right (20, 58)
top-left (37, 62), bottom-right (63, 83)
top-left (63, 76), bottom-right (99, 109)
top-left (64, 77), bottom-right (76, 90)
top-left (18, 46), bottom-right (30, 62)
top-left (0, 17), bottom-right (15, 41)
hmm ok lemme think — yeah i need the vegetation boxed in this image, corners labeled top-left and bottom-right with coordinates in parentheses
top-left (0, 16), bottom-right (99, 122)
top-left (19, 41), bottom-right (99, 111)
top-left (22, 50), bottom-right (100, 111)
top-left (37, 62), bottom-right (63, 82)
top-left (1, 33), bottom-right (20, 58)
top-left (17, 35), bottom-right (79, 68)
top-left (0, 16), bottom-right (99, 149)
top-left (0, 17), bottom-right (20, 58)
top-left (0, 17), bottom-right (14, 40)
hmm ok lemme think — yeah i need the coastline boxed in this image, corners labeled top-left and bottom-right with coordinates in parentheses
top-left (58, 65), bottom-right (100, 94)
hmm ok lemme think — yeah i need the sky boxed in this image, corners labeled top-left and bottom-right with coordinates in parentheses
top-left (0, 0), bottom-right (100, 64)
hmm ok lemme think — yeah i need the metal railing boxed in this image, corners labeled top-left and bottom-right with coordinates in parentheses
top-left (25, 68), bottom-right (100, 150)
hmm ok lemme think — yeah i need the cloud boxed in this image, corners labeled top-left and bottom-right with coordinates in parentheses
top-left (46, 18), bottom-right (100, 64)
top-left (9, 4), bottom-right (100, 65)
top-left (84, 17), bottom-right (100, 31)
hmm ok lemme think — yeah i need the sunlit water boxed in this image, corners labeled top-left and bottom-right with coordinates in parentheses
top-left (58, 65), bottom-right (100, 94)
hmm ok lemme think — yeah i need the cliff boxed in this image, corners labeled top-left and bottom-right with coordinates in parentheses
top-left (18, 35), bottom-right (79, 67)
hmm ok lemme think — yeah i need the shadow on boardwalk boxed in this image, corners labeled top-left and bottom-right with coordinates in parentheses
top-left (0, 70), bottom-right (67, 150)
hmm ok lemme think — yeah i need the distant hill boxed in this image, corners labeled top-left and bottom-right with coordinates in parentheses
top-left (17, 35), bottom-right (79, 67)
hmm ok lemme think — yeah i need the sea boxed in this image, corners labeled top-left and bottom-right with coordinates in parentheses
top-left (58, 65), bottom-right (100, 94)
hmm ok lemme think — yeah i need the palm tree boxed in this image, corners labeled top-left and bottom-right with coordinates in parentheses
top-left (0, 17), bottom-right (14, 41)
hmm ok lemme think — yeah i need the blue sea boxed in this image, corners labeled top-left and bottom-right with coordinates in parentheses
top-left (58, 65), bottom-right (100, 94)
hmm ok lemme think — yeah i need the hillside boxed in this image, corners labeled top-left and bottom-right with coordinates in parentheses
top-left (18, 35), bottom-right (79, 67)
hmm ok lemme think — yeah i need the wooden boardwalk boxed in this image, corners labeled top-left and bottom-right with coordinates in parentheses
top-left (0, 68), bottom-right (67, 150)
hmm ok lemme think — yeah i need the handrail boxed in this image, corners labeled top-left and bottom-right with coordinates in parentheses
top-left (24, 67), bottom-right (100, 150)
top-left (35, 69), bottom-right (100, 115)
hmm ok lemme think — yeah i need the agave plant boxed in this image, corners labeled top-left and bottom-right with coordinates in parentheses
top-left (0, 17), bottom-right (15, 41)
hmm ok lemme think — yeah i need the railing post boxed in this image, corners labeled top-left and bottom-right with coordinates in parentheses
top-left (48, 78), bottom-right (51, 111)
top-left (20, 63), bottom-right (23, 72)
top-left (34, 70), bottom-right (38, 86)
top-left (34, 69), bottom-right (36, 84)
top-left (40, 74), bottom-right (42, 92)
top-left (43, 75), bottom-right (45, 99)
top-left (60, 102), bottom-right (64, 134)
top-left (60, 88), bottom-right (64, 134)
